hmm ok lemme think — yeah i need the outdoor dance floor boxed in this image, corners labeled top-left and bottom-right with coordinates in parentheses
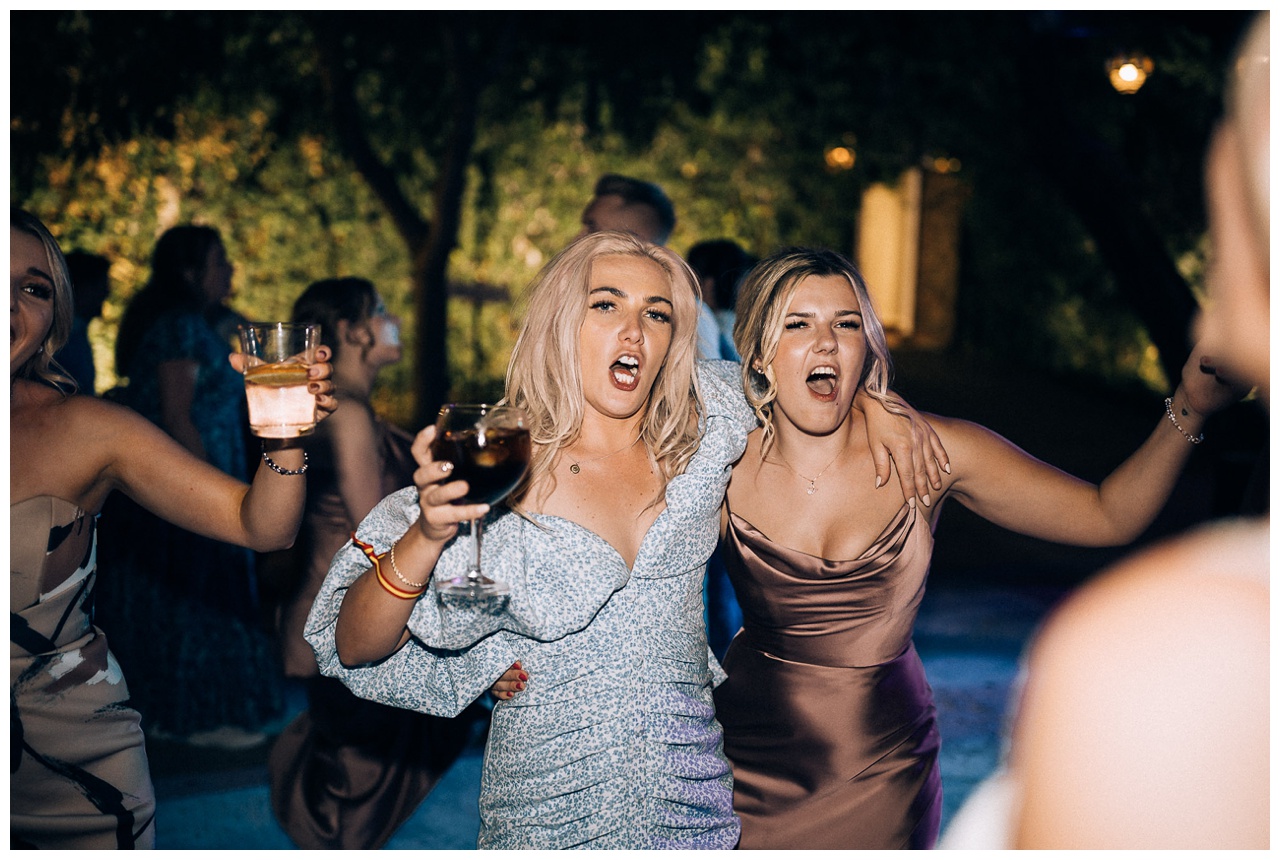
top-left (150, 580), bottom-right (1068, 849)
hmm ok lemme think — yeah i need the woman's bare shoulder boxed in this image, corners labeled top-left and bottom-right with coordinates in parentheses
top-left (1011, 517), bottom-right (1269, 847)
top-left (58, 391), bottom-right (167, 433)
top-left (1038, 517), bottom-right (1268, 644)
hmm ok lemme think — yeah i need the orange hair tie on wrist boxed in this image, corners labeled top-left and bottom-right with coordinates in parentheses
top-left (352, 534), bottom-right (425, 600)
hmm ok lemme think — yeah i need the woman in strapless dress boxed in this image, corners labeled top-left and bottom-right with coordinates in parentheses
top-left (714, 246), bottom-right (1238, 849)
top-left (9, 207), bottom-right (335, 849)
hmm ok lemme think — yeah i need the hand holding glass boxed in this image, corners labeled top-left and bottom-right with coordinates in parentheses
top-left (429, 404), bottom-right (531, 598)
top-left (237, 323), bottom-right (320, 438)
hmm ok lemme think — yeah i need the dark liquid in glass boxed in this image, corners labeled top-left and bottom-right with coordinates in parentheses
top-left (431, 426), bottom-right (532, 506)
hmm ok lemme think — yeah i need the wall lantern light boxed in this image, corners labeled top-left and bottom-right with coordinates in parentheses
top-left (1107, 53), bottom-right (1154, 94)
top-left (824, 146), bottom-right (856, 171)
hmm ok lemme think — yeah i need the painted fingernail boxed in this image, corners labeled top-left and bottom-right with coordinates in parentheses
top-left (518, 673), bottom-right (528, 682)
top-left (943, 463), bottom-right (951, 474)
top-left (515, 682), bottom-right (524, 691)
top-left (440, 462), bottom-right (454, 473)
top-left (921, 494), bottom-right (931, 506)
top-left (875, 476), bottom-right (884, 489)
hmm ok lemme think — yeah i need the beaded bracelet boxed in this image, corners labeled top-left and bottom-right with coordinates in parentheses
top-left (1164, 397), bottom-right (1205, 445)
top-left (262, 448), bottom-right (309, 476)
top-left (352, 535), bottom-right (424, 599)
top-left (389, 543), bottom-right (430, 590)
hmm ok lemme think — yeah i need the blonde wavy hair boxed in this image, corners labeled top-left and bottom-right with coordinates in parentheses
top-left (504, 230), bottom-right (704, 508)
top-left (733, 247), bottom-right (897, 454)
top-left (11, 207), bottom-right (78, 394)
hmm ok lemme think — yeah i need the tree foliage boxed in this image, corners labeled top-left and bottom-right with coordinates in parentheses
top-left (11, 11), bottom-right (1253, 423)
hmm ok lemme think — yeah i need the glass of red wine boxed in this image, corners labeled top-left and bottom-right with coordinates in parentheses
top-left (429, 403), bottom-right (532, 598)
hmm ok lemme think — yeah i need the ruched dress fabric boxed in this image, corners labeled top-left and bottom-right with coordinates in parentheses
top-left (305, 361), bottom-right (755, 850)
top-left (11, 497), bottom-right (156, 849)
top-left (712, 501), bottom-right (943, 849)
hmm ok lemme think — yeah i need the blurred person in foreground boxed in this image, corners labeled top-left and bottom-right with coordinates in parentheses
top-left (940, 12), bottom-right (1269, 849)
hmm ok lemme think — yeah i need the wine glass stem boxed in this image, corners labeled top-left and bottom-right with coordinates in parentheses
top-left (468, 517), bottom-right (484, 580)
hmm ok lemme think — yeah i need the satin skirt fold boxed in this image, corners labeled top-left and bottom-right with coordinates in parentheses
top-left (715, 636), bottom-right (941, 849)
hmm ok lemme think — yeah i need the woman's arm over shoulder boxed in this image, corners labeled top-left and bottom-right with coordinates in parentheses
top-left (696, 359), bottom-right (755, 430)
top-left (1009, 521), bottom-right (1269, 848)
top-left (694, 360), bottom-right (757, 473)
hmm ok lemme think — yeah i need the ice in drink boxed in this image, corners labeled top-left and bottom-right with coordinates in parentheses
top-left (244, 362), bottom-right (316, 438)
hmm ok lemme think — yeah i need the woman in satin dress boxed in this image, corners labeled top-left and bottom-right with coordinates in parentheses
top-left (9, 207), bottom-right (335, 848)
top-left (712, 246), bottom-right (1238, 849)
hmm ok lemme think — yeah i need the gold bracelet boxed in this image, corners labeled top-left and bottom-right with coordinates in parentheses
top-left (1164, 397), bottom-right (1204, 445)
top-left (389, 542), bottom-right (430, 590)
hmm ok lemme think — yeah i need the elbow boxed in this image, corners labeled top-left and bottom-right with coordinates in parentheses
top-left (1107, 523), bottom-right (1147, 547)
top-left (1080, 519), bottom-right (1145, 548)
top-left (249, 533), bottom-right (296, 554)
top-left (335, 641), bottom-right (362, 669)
top-left (334, 633), bottom-right (365, 668)
top-left (335, 639), bottom-right (386, 670)
top-left (334, 623), bottom-right (395, 668)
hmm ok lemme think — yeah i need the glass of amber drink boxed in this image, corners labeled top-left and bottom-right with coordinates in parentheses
top-left (237, 323), bottom-right (320, 438)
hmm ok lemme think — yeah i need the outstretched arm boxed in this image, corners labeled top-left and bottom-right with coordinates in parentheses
top-left (941, 342), bottom-right (1239, 545)
top-left (105, 347), bottom-right (336, 552)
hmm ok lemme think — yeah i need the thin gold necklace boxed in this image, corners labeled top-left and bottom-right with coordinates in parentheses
top-left (567, 435), bottom-right (642, 475)
top-left (765, 445), bottom-right (844, 495)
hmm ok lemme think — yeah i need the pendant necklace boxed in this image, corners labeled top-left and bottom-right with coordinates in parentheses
top-left (766, 446), bottom-right (844, 495)
top-left (567, 434), bottom-right (642, 475)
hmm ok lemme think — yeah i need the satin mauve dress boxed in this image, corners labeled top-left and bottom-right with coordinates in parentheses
top-left (712, 500), bottom-right (943, 849)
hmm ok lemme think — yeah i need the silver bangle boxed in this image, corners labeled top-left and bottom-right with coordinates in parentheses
top-left (262, 448), bottom-right (309, 475)
top-left (1164, 397), bottom-right (1204, 445)
top-left (389, 543), bottom-right (430, 590)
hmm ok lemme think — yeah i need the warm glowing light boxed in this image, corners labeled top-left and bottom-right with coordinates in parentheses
top-left (925, 156), bottom-right (962, 174)
top-left (824, 146), bottom-right (856, 171)
top-left (1107, 53), bottom-right (1154, 94)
